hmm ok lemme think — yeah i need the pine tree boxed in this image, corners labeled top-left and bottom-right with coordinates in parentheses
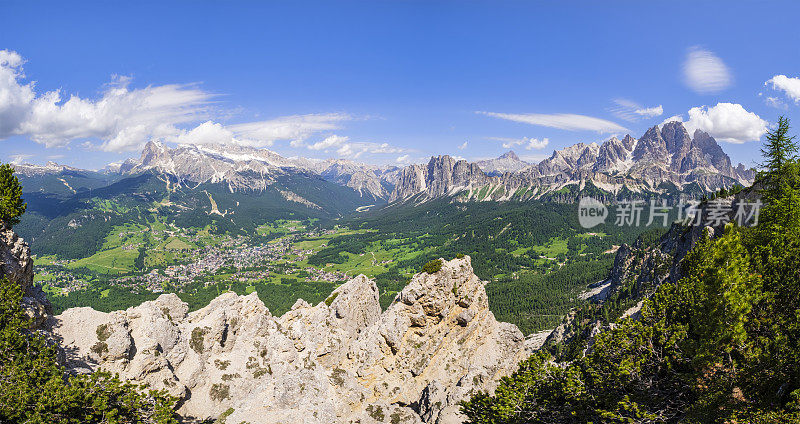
top-left (761, 116), bottom-right (797, 178)
top-left (0, 164), bottom-right (26, 228)
top-left (756, 117), bottom-right (800, 244)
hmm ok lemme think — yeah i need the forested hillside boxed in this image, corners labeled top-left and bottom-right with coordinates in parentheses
top-left (15, 169), bottom-right (374, 259)
top-left (462, 117), bottom-right (800, 423)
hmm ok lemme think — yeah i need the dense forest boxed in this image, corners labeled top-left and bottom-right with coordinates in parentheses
top-left (462, 117), bottom-right (800, 423)
top-left (488, 255), bottom-right (615, 333)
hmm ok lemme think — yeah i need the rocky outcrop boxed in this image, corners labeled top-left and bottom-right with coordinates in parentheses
top-left (49, 256), bottom-right (527, 423)
top-left (544, 221), bottom-right (691, 349)
top-left (0, 225), bottom-right (51, 328)
top-left (594, 135), bottom-right (635, 173)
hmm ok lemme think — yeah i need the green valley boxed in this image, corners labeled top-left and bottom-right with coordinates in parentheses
top-left (23, 178), bottom-right (667, 335)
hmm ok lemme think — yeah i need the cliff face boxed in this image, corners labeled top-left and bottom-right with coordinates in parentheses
top-left (389, 156), bottom-right (498, 203)
top-left (49, 257), bottom-right (527, 424)
top-left (0, 225), bottom-right (51, 328)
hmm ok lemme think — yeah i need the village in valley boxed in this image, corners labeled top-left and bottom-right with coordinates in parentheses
top-left (32, 220), bottom-right (374, 303)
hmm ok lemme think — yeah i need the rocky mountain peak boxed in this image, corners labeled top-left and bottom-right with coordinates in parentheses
top-left (498, 150), bottom-right (519, 161)
top-left (140, 140), bottom-right (169, 165)
top-left (594, 135), bottom-right (636, 173)
top-left (691, 129), bottom-right (733, 173)
top-left (390, 155), bottom-right (496, 202)
top-left (621, 134), bottom-right (636, 150)
top-left (633, 124), bottom-right (669, 162)
top-left (10, 161), bottom-right (82, 177)
top-left (50, 256), bottom-right (527, 423)
top-left (660, 120), bottom-right (693, 155)
top-left (476, 151), bottom-right (529, 176)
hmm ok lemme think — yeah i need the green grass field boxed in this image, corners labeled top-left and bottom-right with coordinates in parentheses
top-left (164, 238), bottom-right (194, 250)
top-left (293, 234), bottom-right (435, 279)
top-left (529, 237), bottom-right (569, 258)
top-left (33, 255), bottom-right (59, 266)
top-left (66, 246), bottom-right (139, 274)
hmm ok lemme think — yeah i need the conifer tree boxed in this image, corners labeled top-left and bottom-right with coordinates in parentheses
top-left (760, 116), bottom-right (797, 181)
top-left (757, 117), bottom-right (800, 243)
top-left (0, 164), bottom-right (26, 228)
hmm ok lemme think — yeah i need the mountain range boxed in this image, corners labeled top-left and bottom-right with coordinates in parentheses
top-left (13, 121), bottom-right (755, 212)
top-left (119, 141), bottom-right (402, 201)
top-left (389, 122), bottom-right (755, 203)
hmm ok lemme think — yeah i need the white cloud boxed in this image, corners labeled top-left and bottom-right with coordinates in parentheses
top-left (635, 105), bottom-right (663, 118)
top-left (340, 141), bottom-right (406, 159)
top-left (764, 96), bottom-right (788, 110)
top-left (526, 138), bottom-right (549, 150)
top-left (117, 113), bottom-right (350, 151)
top-left (682, 47), bottom-right (732, 94)
top-left (396, 154), bottom-right (411, 163)
top-left (665, 103), bottom-right (767, 144)
top-left (479, 111), bottom-right (627, 133)
top-left (765, 75), bottom-right (800, 104)
top-left (366, 142), bottom-right (405, 155)
top-left (172, 121), bottom-right (235, 146)
top-left (337, 143), bottom-right (354, 157)
top-left (0, 49), bottom-right (352, 153)
top-left (230, 113), bottom-right (349, 148)
top-left (24, 84), bottom-right (213, 152)
top-left (660, 115), bottom-right (683, 126)
top-left (608, 99), bottom-right (663, 122)
top-left (308, 134), bottom-right (349, 151)
top-left (306, 134), bottom-right (406, 159)
top-left (0, 50), bottom-right (36, 139)
top-left (9, 153), bottom-right (32, 164)
top-left (458, 141), bottom-right (468, 150)
top-left (0, 49), bottom-right (213, 151)
top-left (489, 136), bottom-right (549, 150)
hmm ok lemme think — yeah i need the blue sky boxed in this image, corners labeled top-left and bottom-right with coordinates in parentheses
top-left (1, 0), bottom-right (800, 170)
